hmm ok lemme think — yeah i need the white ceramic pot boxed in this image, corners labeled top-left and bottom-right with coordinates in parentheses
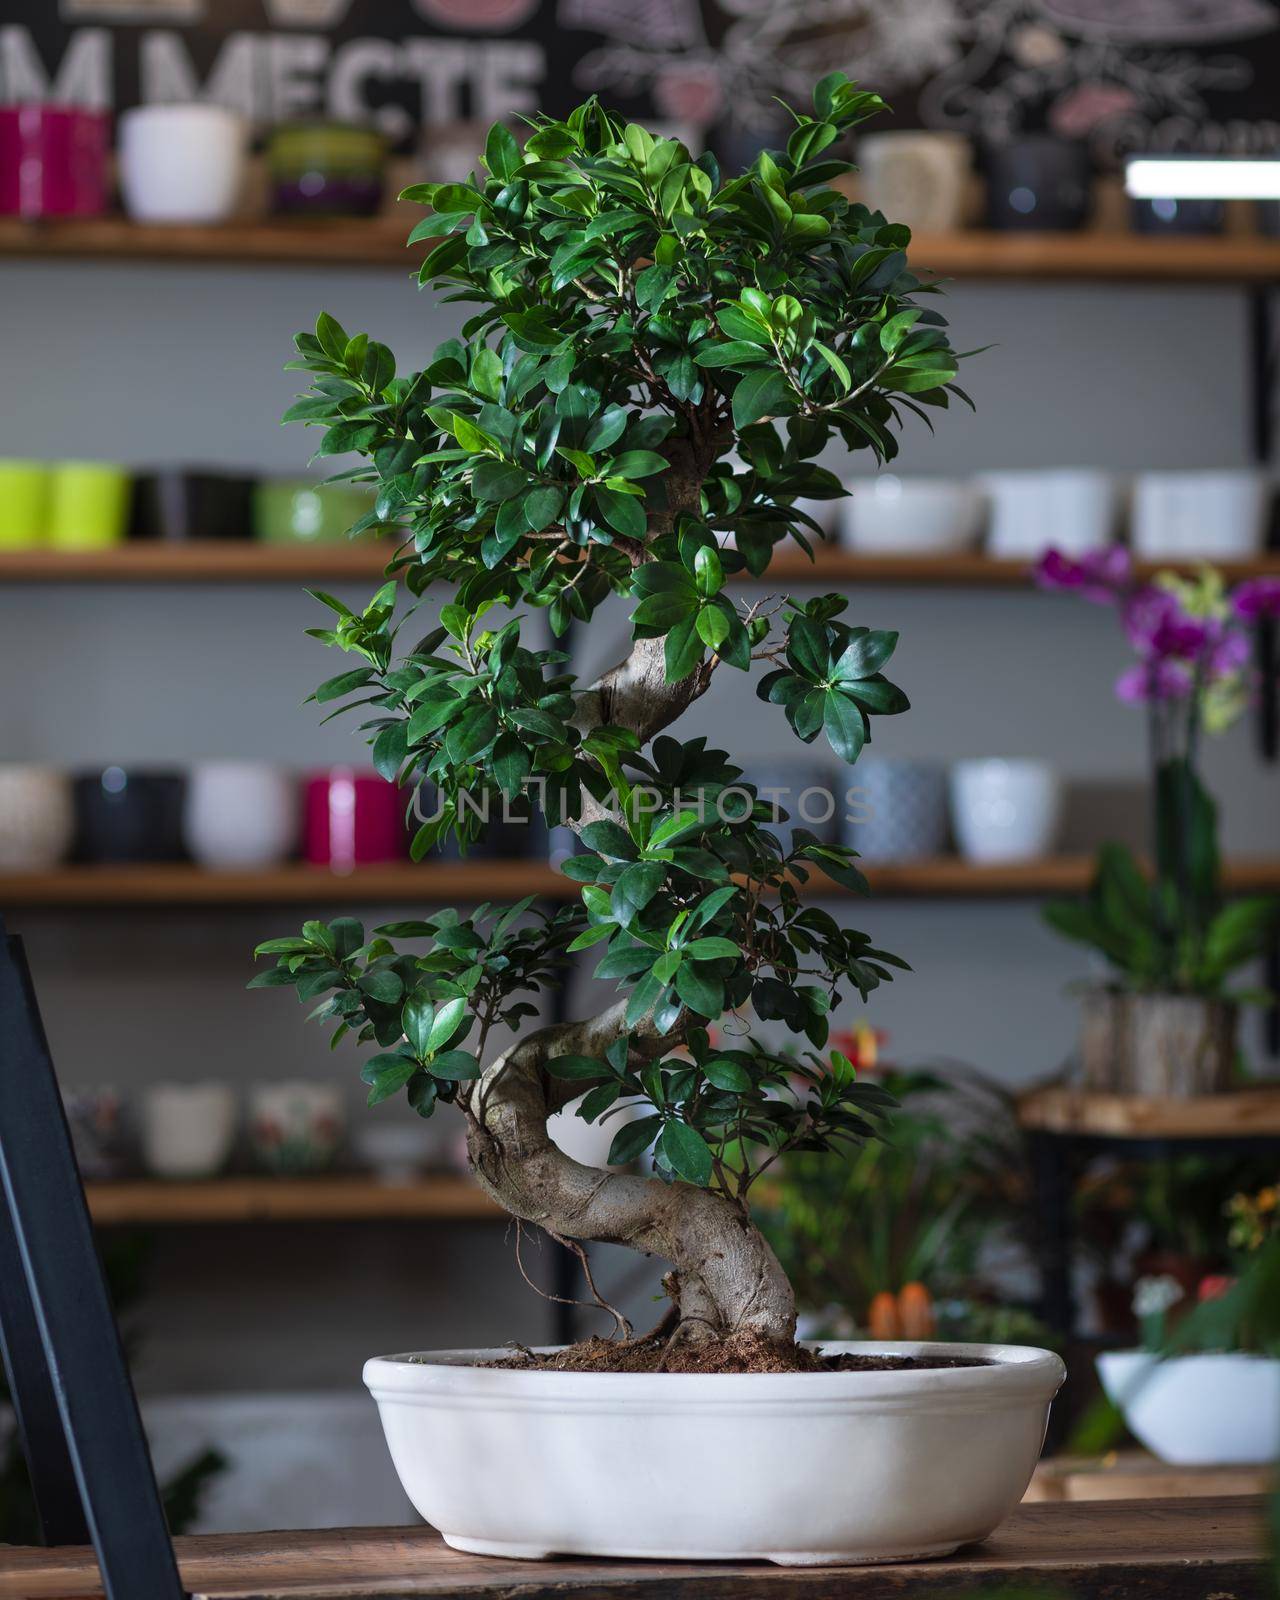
top-left (0, 765), bottom-right (74, 870)
top-left (979, 469), bottom-right (1117, 559)
top-left (842, 477), bottom-right (983, 555)
top-left (546, 1098), bottom-right (645, 1169)
top-left (1130, 470), bottom-right (1270, 560)
top-left (365, 1341), bottom-right (1062, 1564)
top-left (248, 1081), bottom-right (344, 1174)
top-left (141, 1082), bottom-right (237, 1180)
top-left (950, 759), bottom-right (1062, 863)
top-left (1097, 1350), bottom-right (1280, 1465)
top-left (857, 132), bottom-right (972, 233)
top-left (184, 761), bottom-right (297, 871)
top-left (118, 104), bottom-right (247, 224)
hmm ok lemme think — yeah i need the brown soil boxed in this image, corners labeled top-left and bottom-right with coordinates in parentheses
top-left (483, 1331), bottom-right (993, 1375)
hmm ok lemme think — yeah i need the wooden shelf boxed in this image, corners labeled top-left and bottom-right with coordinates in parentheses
top-left (6, 217), bottom-right (1280, 281)
top-left (1018, 1083), bottom-right (1280, 1138)
top-left (1, 543), bottom-right (1277, 588)
top-left (0, 1501), bottom-right (1267, 1600)
top-left (85, 1174), bottom-right (500, 1225)
top-left (1026, 1451), bottom-right (1272, 1503)
top-left (4, 857), bottom-right (1279, 908)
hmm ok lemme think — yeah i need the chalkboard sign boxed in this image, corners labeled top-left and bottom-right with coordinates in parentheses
top-left (3, 1), bottom-right (1279, 165)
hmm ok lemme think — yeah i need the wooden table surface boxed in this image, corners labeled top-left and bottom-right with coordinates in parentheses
top-left (0, 1499), bottom-right (1269, 1600)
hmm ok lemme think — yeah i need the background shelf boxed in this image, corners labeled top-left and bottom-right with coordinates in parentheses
top-left (85, 1174), bottom-right (501, 1225)
top-left (1018, 1083), bottom-right (1280, 1138)
top-left (1, 544), bottom-right (1277, 588)
top-left (6, 857), bottom-right (1279, 907)
top-left (8, 218), bottom-right (1280, 281)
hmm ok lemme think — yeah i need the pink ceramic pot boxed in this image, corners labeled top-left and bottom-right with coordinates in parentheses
top-left (0, 105), bottom-right (110, 218)
top-left (303, 769), bottom-right (407, 871)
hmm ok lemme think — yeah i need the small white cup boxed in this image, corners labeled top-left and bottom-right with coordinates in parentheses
top-left (857, 131), bottom-right (971, 233)
top-left (841, 476), bottom-right (984, 554)
top-left (184, 762), bottom-right (297, 871)
top-left (980, 469), bottom-right (1116, 559)
top-left (0, 765), bottom-right (74, 870)
top-left (950, 759), bottom-right (1062, 863)
top-left (118, 104), bottom-right (247, 224)
top-left (141, 1082), bottom-right (237, 1180)
top-left (1130, 470), bottom-right (1270, 561)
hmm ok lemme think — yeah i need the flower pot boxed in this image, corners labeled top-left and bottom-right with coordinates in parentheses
top-left (73, 768), bottom-right (187, 863)
top-left (856, 131), bottom-right (972, 233)
top-left (1079, 988), bottom-right (1237, 1095)
top-left (129, 470), bottom-right (254, 542)
top-left (267, 122), bottom-right (387, 218)
top-left (184, 762), bottom-right (297, 870)
top-left (0, 105), bottom-right (110, 218)
top-left (843, 758), bottom-right (948, 863)
top-left (984, 136), bottom-right (1092, 231)
top-left (1130, 470), bottom-right (1269, 561)
top-left (0, 461), bottom-right (50, 548)
top-left (118, 104), bottom-right (247, 224)
top-left (62, 1085), bottom-right (128, 1180)
top-left (141, 1082), bottom-right (237, 1180)
top-left (248, 1081), bottom-right (344, 1175)
top-left (303, 769), bottom-right (407, 870)
top-left (252, 480), bottom-right (377, 545)
top-left (47, 462), bottom-right (132, 551)
top-left (841, 477), bottom-right (983, 555)
top-left (949, 759), bottom-right (1062, 863)
top-left (1096, 1350), bottom-right (1280, 1465)
top-left (979, 469), bottom-right (1117, 560)
top-left (364, 1341), bottom-right (1064, 1564)
top-left (0, 766), bottom-right (74, 870)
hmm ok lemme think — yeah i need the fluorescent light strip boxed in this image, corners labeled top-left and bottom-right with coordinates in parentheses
top-left (1125, 157), bottom-right (1280, 201)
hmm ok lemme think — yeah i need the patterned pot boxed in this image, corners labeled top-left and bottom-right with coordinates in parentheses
top-left (843, 759), bottom-right (948, 863)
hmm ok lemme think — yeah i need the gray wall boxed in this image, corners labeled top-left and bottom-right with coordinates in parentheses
top-left (2, 258), bottom-right (1277, 1392)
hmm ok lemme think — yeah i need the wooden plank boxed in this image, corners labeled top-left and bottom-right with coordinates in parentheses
top-left (6, 217), bottom-right (1280, 281)
top-left (0, 1500), bottom-right (1267, 1599)
top-left (2, 858), bottom-right (1278, 909)
top-left (1017, 1082), bottom-right (1280, 1137)
top-left (84, 1176), bottom-right (501, 1226)
top-left (0, 544), bottom-right (1277, 588)
top-left (1027, 1451), bottom-right (1272, 1502)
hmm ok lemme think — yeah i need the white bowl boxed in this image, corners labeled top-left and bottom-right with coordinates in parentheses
top-left (118, 103), bottom-right (247, 224)
top-left (842, 477), bottom-right (983, 555)
top-left (1097, 1349), bottom-right (1280, 1465)
top-left (950, 759), bottom-right (1062, 863)
top-left (1130, 470), bottom-right (1270, 560)
top-left (184, 761), bottom-right (297, 870)
top-left (979, 469), bottom-right (1116, 559)
top-left (0, 765), bottom-right (73, 870)
top-left (364, 1341), bottom-right (1064, 1565)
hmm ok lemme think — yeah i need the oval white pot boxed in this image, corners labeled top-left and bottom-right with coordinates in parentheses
top-left (364, 1341), bottom-right (1064, 1565)
top-left (1097, 1349), bottom-right (1280, 1465)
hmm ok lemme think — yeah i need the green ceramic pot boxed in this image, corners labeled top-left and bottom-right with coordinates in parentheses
top-left (252, 480), bottom-right (376, 544)
top-left (0, 461), bottom-right (50, 548)
top-left (47, 462), bottom-right (131, 551)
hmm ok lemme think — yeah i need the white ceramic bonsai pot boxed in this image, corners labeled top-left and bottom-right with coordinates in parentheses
top-left (364, 1341), bottom-right (1064, 1565)
top-left (1097, 1349), bottom-right (1280, 1465)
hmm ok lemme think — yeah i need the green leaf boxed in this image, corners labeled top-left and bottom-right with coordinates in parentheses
top-left (492, 732), bottom-right (532, 799)
top-left (362, 1052), bottom-right (417, 1106)
top-left (472, 459), bottom-right (528, 502)
top-left (703, 1058), bottom-right (751, 1092)
top-left (428, 1049), bottom-right (480, 1081)
top-left (834, 630), bottom-right (898, 681)
top-left (658, 1120), bottom-right (713, 1186)
top-left (823, 691), bottom-right (866, 763)
top-left (664, 615), bottom-right (704, 682)
top-left (359, 968), bottom-right (404, 1004)
top-left (607, 1114), bottom-right (662, 1165)
top-left (608, 450), bottom-right (668, 480)
top-left (685, 937), bottom-right (739, 959)
top-left (427, 996), bottom-right (467, 1052)
top-left (485, 122), bottom-right (520, 180)
top-left (648, 810), bottom-right (704, 850)
top-left (580, 819), bottom-right (638, 860)
top-left (372, 722), bottom-right (408, 782)
top-left (402, 993), bottom-right (435, 1057)
top-left (673, 962), bottom-right (723, 1018)
top-left (546, 1054), bottom-right (610, 1081)
top-left (693, 544), bottom-right (723, 597)
top-left (314, 667), bottom-right (375, 703)
top-left (595, 486), bottom-right (648, 540)
top-left (732, 368), bottom-right (791, 428)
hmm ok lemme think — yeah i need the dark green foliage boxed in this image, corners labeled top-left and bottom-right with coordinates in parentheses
top-left (254, 76), bottom-right (967, 1201)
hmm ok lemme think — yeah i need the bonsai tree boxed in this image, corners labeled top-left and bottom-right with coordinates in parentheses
top-left (253, 76), bottom-right (966, 1359)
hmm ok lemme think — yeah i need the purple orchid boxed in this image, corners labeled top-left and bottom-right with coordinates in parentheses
top-left (1035, 546), bottom-right (1132, 604)
top-left (1233, 576), bottom-right (1280, 622)
top-left (1115, 660), bottom-right (1193, 705)
top-left (1122, 585), bottom-right (1212, 661)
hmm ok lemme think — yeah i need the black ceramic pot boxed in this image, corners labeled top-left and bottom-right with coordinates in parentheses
top-left (984, 136), bottom-right (1092, 231)
top-left (129, 471), bottom-right (254, 542)
top-left (1130, 196), bottom-right (1224, 236)
top-left (419, 785), bottom-right (549, 861)
top-left (73, 769), bottom-right (187, 862)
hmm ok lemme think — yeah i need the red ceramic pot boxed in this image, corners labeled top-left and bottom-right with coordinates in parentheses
top-left (303, 769), bottom-right (407, 871)
top-left (0, 104), bottom-right (110, 218)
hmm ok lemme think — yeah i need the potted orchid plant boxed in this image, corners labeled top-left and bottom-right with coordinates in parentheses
top-left (1037, 551), bottom-right (1280, 1095)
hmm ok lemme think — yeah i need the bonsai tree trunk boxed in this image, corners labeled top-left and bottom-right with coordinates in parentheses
top-left (463, 635), bottom-right (796, 1345)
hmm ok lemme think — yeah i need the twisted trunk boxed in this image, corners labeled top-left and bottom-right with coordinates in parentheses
top-left (463, 583), bottom-right (796, 1342)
